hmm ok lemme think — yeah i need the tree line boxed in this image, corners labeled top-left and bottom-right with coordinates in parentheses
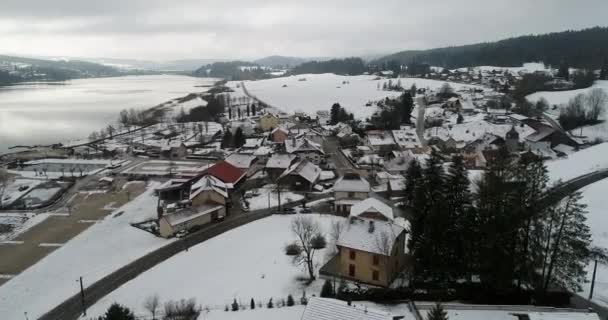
top-left (291, 57), bottom-right (366, 76)
top-left (559, 88), bottom-right (608, 131)
top-left (405, 148), bottom-right (592, 299)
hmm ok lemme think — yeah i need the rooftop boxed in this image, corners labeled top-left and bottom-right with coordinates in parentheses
top-left (337, 217), bottom-right (405, 256)
top-left (301, 298), bottom-right (392, 320)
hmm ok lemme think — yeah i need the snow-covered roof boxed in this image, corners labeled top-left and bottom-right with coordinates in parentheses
top-left (367, 131), bottom-right (396, 146)
top-left (225, 153), bottom-right (257, 169)
top-left (525, 126), bottom-right (555, 142)
top-left (392, 130), bottom-right (422, 149)
top-left (350, 198), bottom-right (394, 221)
top-left (337, 217), bottom-right (405, 255)
top-left (302, 298), bottom-right (392, 320)
top-left (253, 145), bottom-right (273, 156)
top-left (242, 138), bottom-right (264, 148)
top-left (334, 175), bottom-right (370, 193)
top-left (190, 175), bottom-right (228, 199)
top-left (528, 312), bottom-right (600, 320)
top-left (388, 177), bottom-right (406, 191)
top-left (163, 204), bottom-right (223, 227)
top-left (271, 126), bottom-right (289, 135)
top-left (266, 153), bottom-right (297, 169)
top-left (279, 160), bottom-right (321, 184)
top-left (425, 120), bottom-right (535, 143)
top-left (285, 138), bottom-right (324, 154)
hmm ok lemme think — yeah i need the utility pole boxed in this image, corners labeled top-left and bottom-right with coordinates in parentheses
top-left (589, 258), bottom-right (598, 300)
top-left (79, 277), bottom-right (86, 316)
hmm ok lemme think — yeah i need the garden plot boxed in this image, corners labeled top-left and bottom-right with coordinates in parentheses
top-left (13, 158), bottom-right (125, 179)
top-left (244, 184), bottom-right (305, 211)
top-left (0, 181), bottom-right (173, 320)
top-left (87, 214), bottom-right (345, 317)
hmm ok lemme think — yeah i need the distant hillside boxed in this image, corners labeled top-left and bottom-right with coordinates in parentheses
top-left (193, 61), bottom-right (268, 80)
top-left (0, 55), bottom-right (121, 85)
top-left (374, 26), bottom-right (608, 69)
top-left (254, 56), bottom-right (308, 68)
top-left (291, 57), bottom-right (366, 75)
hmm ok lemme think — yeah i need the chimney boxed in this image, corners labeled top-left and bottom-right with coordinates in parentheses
top-left (368, 220), bottom-right (375, 233)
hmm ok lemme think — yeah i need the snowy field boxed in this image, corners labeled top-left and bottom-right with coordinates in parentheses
top-left (0, 212), bottom-right (48, 242)
top-left (87, 214), bottom-right (345, 317)
top-left (0, 181), bottom-right (173, 320)
top-left (546, 143), bottom-right (608, 183)
top-left (578, 179), bottom-right (608, 307)
top-left (231, 74), bottom-right (484, 120)
top-left (245, 184), bottom-right (305, 211)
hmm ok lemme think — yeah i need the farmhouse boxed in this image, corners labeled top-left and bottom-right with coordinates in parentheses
top-left (203, 160), bottom-right (247, 189)
top-left (285, 138), bottom-right (325, 165)
top-left (366, 130), bottom-right (396, 154)
top-left (266, 153), bottom-right (298, 179)
top-left (270, 127), bottom-right (289, 143)
top-left (224, 153), bottom-right (258, 176)
top-left (277, 159), bottom-right (322, 191)
top-left (160, 141), bottom-right (187, 159)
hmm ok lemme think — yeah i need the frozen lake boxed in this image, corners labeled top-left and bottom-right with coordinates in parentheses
top-left (0, 75), bottom-right (216, 154)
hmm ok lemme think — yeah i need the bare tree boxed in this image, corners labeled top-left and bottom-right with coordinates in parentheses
top-left (143, 294), bottom-right (161, 320)
top-left (586, 88), bottom-right (608, 121)
top-left (285, 216), bottom-right (326, 282)
top-left (106, 125), bottom-right (115, 139)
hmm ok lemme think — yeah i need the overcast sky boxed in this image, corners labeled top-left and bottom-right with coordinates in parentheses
top-left (1, 0), bottom-right (607, 61)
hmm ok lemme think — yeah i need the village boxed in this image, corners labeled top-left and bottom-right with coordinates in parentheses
top-left (0, 67), bottom-right (607, 320)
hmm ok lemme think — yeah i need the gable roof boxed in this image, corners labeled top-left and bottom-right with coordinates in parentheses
top-left (337, 217), bottom-right (406, 256)
top-left (205, 161), bottom-right (246, 185)
top-left (189, 175), bottom-right (228, 199)
top-left (266, 153), bottom-right (297, 169)
top-left (350, 198), bottom-right (394, 221)
top-left (302, 298), bottom-right (392, 320)
top-left (225, 153), bottom-right (257, 169)
top-left (163, 204), bottom-right (224, 227)
top-left (334, 175), bottom-right (370, 193)
top-left (285, 138), bottom-right (325, 154)
top-left (279, 159), bottom-right (321, 184)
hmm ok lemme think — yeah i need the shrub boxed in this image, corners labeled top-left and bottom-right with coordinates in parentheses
top-left (231, 298), bottom-right (239, 311)
top-left (101, 303), bottom-right (135, 320)
top-left (163, 298), bottom-right (201, 320)
top-left (310, 233), bottom-right (327, 249)
top-left (285, 242), bottom-right (302, 256)
top-left (320, 279), bottom-right (335, 298)
top-left (287, 294), bottom-right (295, 306)
top-left (267, 298), bottom-right (274, 309)
top-left (250, 298), bottom-right (255, 310)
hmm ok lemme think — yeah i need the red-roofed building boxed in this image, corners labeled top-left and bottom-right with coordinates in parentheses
top-left (204, 161), bottom-right (247, 189)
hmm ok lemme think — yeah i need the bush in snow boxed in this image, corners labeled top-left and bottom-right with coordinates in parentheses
top-left (300, 291), bottom-right (309, 305)
top-left (287, 294), bottom-right (295, 306)
top-left (320, 279), bottom-right (335, 298)
top-left (231, 298), bottom-right (239, 311)
top-left (311, 233), bottom-right (327, 249)
top-left (100, 302), bottom-right (135, 320)
top-left (250, 298), bottom-right (255, 310)
top-left (284, 242), bottom-right (301, 256)
top-left (163, 298), bottom-right (201, 320)
top-left (267, 298), bottom-right (274, 309)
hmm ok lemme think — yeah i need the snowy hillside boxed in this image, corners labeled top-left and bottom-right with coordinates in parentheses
top-left (87, 214), bottom-right (344, 317)
top-left (546, 142), bottom-right (608, 183)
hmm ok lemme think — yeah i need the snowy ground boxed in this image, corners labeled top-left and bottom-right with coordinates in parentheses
top-left (86, 214), bottom-right (345, 317)
top-left (1, 178), bottom-right (42, 207)
top-left (0, 212), bottom-right (48, 242)
top-left (0, 181), bottom-right (174, 320)
top-left (578, 179), bottom-right (608, 307)
top-left (244, 185), bottom-right (305, 211)
top-left (231, 74), bottom-right (484, 120)
top-left (424, 119), bottom-right (535, 143)
top-left (545, 142), bottom-right (608, 183)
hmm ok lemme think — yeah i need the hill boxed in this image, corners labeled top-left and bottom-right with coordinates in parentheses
top-left (374, 26), bottom-right (608, 69)
top-left (253, 56), bottom-right (308, 68)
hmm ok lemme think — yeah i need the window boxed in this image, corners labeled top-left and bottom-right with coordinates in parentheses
top-left (349, 250), bottom-right (356, 260)
top-left (372, 255), bottom-right (380, 266)
top-left (372, 270), bottom-right (379, 281)
top-left (349, 264), bottom-right (356, 277)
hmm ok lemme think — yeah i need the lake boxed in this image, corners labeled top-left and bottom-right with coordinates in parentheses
top-left (0, 75), bottom-right (216, 154)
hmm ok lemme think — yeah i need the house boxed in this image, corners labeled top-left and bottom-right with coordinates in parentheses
top-left (392, 129), bottom-right (422, 150)
top-left (285, 138), bottom-right (325, 165)
top-left (224, 153), bottom-right (258, 177)
top-left (366, 130), bottom-right (396, 155)
top-left (278, 159), bottom-right (322, 191)
top-left (296, 128), bottom-right (324, 144)
top-left (158, 203), bottom-right (225, 238)
top-left (270, 127), bottom-right (289, 143)
top-left (189, 175), bottom-right (228, 208)
top-left (203, 160), bottom-right (247, 189)
top-left (316, 110), bottom-right (331, 125)
top-left (301, 298), bottom-right (393, 320)
top-left (258, 113), bottom-right (280, 131)
top-left (333, 172), bottom-right (371, 215)
top-left (525, 125), bottom-right (579, 148)
top-left (350, 198), bottom-right (394, 221)
top-left (266, 153), bottom-right (298, 178)
top-left (387, 177), bottom-right (406, 197)
top-left (160, 141), bottom-right (187, 159)
top-left (334, 215), bottom-right (407, 287)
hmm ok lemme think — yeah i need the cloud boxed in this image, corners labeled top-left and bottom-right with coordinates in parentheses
top-left (1, 0), bottom-right (607, 60)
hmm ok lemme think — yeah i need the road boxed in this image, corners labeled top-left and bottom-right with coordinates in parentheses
top-left (39, 193), bottom-right (331, 320)
top-left (322, 136), bottom-right (368, 178)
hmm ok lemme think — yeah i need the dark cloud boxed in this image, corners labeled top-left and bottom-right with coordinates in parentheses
top-left (1, 0), bottom-right (607, 60)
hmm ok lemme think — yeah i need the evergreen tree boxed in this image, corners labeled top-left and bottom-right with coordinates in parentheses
top-left (538, 192), bottom-right (591, 294)
top-left (330, 103), bottom-right (341, 125)
top-left (267, 298), bottom-right (274, 309)
top-left (221, 129), bottom-right (233, 148)
top-left (287, 294), bottom-right (295, 306)
top-left (250, 298), bottom-right (255, 310)
top-left (445, 155), bottom-right (474, 281)
top-left (600, 59), bottom-right (608, 80)
top-left (399, 91), bottom-right (414, 124)
top-left (234, 127), bottom-right (246, 148)
top-left (320, 279), bottom-right (334, 297)
top-left (410, 83), bottom-right (417, 95)
top-left (426, 302), bottom-right (448, 320)
top-left (102, 303), bottom-right (135, 320)
top-left (232, 298), bottom-right (239, 311)
top-left (404, 159), bottom-right (422, 206)
top-left (558, 60), bottom-right (570, 80)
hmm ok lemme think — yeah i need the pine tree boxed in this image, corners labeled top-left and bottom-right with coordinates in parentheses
top-left (267, 298), bottom-right (274, 309)
top-left (232, 298), bottom-right (239, 311)
top-left (399, 92), bottom-right (414, 124)
top-left (330, 103), bottom-right (341, 125)
top-left (457, 113), bottom-right (464, 124)
top-left (286, 294), bottom-right (295, 306)
top-left (320, 279), bottom-right (334, 297)
top-left (539, 192), bottom-right (591, 294)
top-left (404, 159), bottom-right (422, 206)
top-left (600, 59), bottom-right (608, 80)
top-left (250, 298), bottom-right (255, 310)
top-left (102, 303), bottom-right (135, 320)
top-left (234, 127), bottom-right (246, 148)
top-left (221, 129), bottom-right (233, 149)
top-left (426, 302), bottom-right (448, 320)
top-left (558, 60), bottom-right (570, 81)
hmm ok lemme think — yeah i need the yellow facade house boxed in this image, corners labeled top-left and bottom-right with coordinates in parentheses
top-left (258, 113), bottom-right (280, 132)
